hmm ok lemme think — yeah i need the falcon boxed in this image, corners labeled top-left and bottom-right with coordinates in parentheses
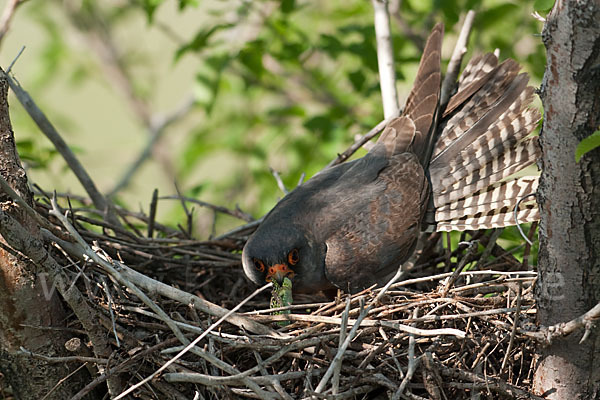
top-left (242, 23), bottom-right (540, 294)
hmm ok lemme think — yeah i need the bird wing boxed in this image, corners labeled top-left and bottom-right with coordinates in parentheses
top-left (323, 152), bottom-right (429, 293)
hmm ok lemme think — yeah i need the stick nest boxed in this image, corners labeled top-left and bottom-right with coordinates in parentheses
top-left (26, 191), bottom-right (542, 400)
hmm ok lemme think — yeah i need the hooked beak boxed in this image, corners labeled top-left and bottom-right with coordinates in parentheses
top-left (266, 263), bottom-right (295, 285)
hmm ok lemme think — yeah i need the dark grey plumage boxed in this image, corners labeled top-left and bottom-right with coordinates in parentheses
top-left (243, 23), bottom-right (540, 293)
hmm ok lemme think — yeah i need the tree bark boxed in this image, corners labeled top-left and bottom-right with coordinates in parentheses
top-left (534, 1), bottom-right (600, 399)
top-left (0, 71), bottom-right (93, 399)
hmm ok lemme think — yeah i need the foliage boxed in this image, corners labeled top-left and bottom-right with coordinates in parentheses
top-left (575, 129), bottom-right (600, 162)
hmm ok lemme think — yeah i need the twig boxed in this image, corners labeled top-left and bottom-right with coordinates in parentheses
top-left (394, 307), bottom-right (420, 399)
top-left (390, 269), bottom-right (536, 290)
top-left (326, 115), bottom-right (397, 168)
top-left (475, 229), bottom-right (503, 270)
top-left (501, 281), bottom-right (521, 373)
top-left (314, 263), bottom-right (440, 394)
top-left (100, 276), bottom-right (120, 348)
top-left (50, 195), bottom-right (190, 347)
top-left (253, 351), bottom-right (292, 399)
top-left (372, 0), bottom-right (399, 118)
top-left (332, 298), bottom-right (351, 395)
top-left (45, 228), bottom-right (278, 336)
top-left (521, 301), bottom-right (600, 343)
top-left (440, 10), bottom-right (476, 106)
top-left (421, 352), bottom-right (445, 400)
top-left (251, 312), bottom-right (466, 336)
top-left (6, 45), bottom-right (25, 73)
top-left (270, 168), bottom-right (289, 195)
top-left (440, 240), bottom-right (478, 296)
top-left (173, 180), bottom-right (193, 238)
top-left (68, 337), bottom-right (187, 400)
top-left (522, 221), bottom-right (538, 270)
top-left (159, 195), bottom-right (254, 222)
top-left (314, 297), bottom-right (369, 394)
top-left (147, 189), bottom-right (158, 238)
top-left (438, 363), bottom-right (545, 400)
top-left (16, 347), bottom-right (107, 364)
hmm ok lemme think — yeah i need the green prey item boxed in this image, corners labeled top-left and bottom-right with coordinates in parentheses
top-left (270, 277), bottom-right (293, 326)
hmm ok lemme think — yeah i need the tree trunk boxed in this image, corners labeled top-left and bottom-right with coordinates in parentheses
top-left (534, 0), bottom-right (600, 398)
top-left (0, 72), bottom-right (93, 399)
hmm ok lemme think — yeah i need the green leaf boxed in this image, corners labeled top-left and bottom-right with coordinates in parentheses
top-left (348, 69), bottom-right (366, 91)
top-left (238, 40), bottom-right (265, 78)
top-left (319, 34), bottom-right (345, 57)
top-left (534, 0), bottom-right (555, 12)
top-left (303, 115), bottom-right (334, 135)
top-left (175, 24), bottom-right (232, 61)
top-left (280, 0), bottom-right (295, 14)
top-left (139, 0), bottom-right (164, 23)
top-left (477, 4), bottom-right (519, 28)
top-left (575, 130), bottom-right (600, 162)
top-left (268, 105), bottom-right (306, 119)
top-left (178, 0), bottom-right (199, 10)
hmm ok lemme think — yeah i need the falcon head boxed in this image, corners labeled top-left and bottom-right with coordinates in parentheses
top-left (242, 221), bottom-right (329, 293)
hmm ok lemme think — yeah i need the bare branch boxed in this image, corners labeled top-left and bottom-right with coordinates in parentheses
top-left (326, 115), bottom-right (397, 168)
top-left (440, 10), bottom-right (476, 106)
top-left (372, 0), bottom-right (399, 118)
top-left (522, 301), bottom-right (600, 343)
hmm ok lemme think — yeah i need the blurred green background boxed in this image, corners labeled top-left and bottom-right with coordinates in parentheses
top-left (2, 0), bottom-right (547, 259)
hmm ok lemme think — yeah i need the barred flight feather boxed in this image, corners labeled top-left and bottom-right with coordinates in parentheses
top-left (433, 136), bottom-right (540, 207)
top-left (442, 92), bottom-right (540, 174)
top-left (433, 69), bottom-right (527, 164)
top-left (432, 110), bottom-right (540, 188)
top-left (435, 177), bottom-right (538, 221)
top-left (436, 207), bottom-right (539, 232)
top-left (444, 54), bottom-right (498, 116)
top-left (433, 60), bottom-right (521, 157)
top-left (457, 53), bottom-right (498, 89)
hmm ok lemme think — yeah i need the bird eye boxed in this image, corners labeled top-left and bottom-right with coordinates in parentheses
top-left (253, 258), bottom-right (265, 273)
top-left (288, 249), bottom-right (299, 265)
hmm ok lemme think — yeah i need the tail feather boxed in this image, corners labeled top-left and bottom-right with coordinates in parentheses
top-left (444, 109), bottom-right (540, 181)
top-left (433, 60), bottom-right (521, 158)
top-left (404, 24), bottom-right (443, 118)
top-left (426, 52), bottom-right (541, 232)
top-left (436, 206), bottom-right (539, 232)
top-left (443, 54), bottom-right (498, 116)
top-left (432, 107), bottom-right (540, 191)
top-left (445, 88), bottom-right (539, 173)
top-left (433, 136), bottom-right (540, 207)
top-left (435, 177), bottom-right (538, 222)
top-left (457, 53), bottom-right (498, 89)
top-left (432, 73), bottom-right (529, 168)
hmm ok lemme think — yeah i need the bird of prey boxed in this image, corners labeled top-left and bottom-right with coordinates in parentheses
top-left (242, 23), bottom-right (540, 294)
